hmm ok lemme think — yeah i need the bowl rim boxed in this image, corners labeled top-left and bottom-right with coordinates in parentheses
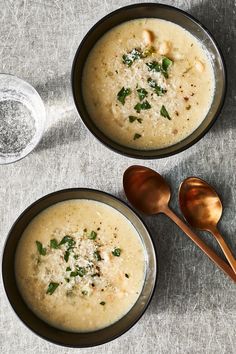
top-left (2, 187), bottom-right (158, 347)
top-left (71, 2), bottom-right (227, 159)
top-left (0, 73), bottom-right (46, 165)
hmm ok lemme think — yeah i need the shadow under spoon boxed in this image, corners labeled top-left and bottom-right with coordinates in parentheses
top-left (179, 176), bottom-right (236, 275)
top-left (123, 165), bottom-right (236, 283)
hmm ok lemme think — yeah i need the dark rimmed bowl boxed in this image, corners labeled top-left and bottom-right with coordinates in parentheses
top-left (2, 188), bottom-right (157, 347)
top-left (72, 3), bottom-right (226, 159)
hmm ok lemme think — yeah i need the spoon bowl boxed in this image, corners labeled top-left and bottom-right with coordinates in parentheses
top-left (179, 177), bottom-right (236, 274)
top-left (179, 177), bottom-right (222, 231)
top-left (123, 165), bottom-right (170, 215)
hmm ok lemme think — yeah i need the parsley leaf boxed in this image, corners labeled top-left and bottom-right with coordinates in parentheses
top-left (117, 87), bottom-right (131, 105)
top-left (161, 57), bottom-right (173, 78)
top-left (147, 78), bottom-right (167, 96)
top-left (122, 48), bottom-right (142, 67)
top-left (88, 231), bottom-right (97, 240)
top-left (146, 57), bottom-right (173, 78)
top-left (137, 88), bottom-right (148, 101)
top-left (70, 267), bottom-right (86, 278)
top-left (133, 133), bottom-right (142, 140)
top-left (64, 250), bottom-right (70, 262)
top-left (112, 248), bottom-right (121, 257)
top-left (146, 61), bottom-right (161, 72)
top-left (59, 236), bottom-right (75, 250)
top-left (154, 86), bottom-right (167, 96)
top-left (36, 241), bottom-right (46, 256)
top-left (129, 115), bottom-right (137, 123)
top-left (94, 251), bottom-right (102, 261)
top-left (129, 116), bottom-right (143, 123)
top-left (46, 282), bottom-right (59, 295)
top-left (160, 105), bottom-right (171, 120)
top-left (77, 267), bottom-right (86, 277)
top-left (162, 57), bottom-right (173, 72)
top-left (50, 239), bottom-right (59, 249)
top-left (134, 100), bottom-right (151, 113)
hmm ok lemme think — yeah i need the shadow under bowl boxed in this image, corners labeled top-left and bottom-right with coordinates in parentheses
top-left (2, 188), bottom-right (157, 347)
top-left (71, 3), bottom-right (226, 159)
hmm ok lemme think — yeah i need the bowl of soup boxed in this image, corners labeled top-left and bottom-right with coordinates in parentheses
top-left (2, 189), bottom-right (157, 347)
top-left (72, 3), bottom-right (226, 158)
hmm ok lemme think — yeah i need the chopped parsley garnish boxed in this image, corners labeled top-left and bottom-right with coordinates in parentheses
top-left (100, 301), bottom-right (106, 305)
top-left (146, 57), bottom-right (173, 78)
top-left (160, 105), bottom-right (171, 120)
top-left (129, 115), bottom-right (142, 123)
top-left (66, 266), bottom-right (71, 271)
top-left (146, 60), bottom-right (161, 72)
top-left (50, 239), bottom-right (59, 249)
top-left (70, 267), bottom-right (86, 278)
top-left (73, 254), bottom-right (79, 260)
top-left (88, 230), bottom-right (97, 240)
top-left (117, 87), bottom-right (131, 105)
top-left (147, 78), bottom-right (167, 96)
top-left (129, 115), bottom-right (137, 123)
top-left (46, 282), bottom-right (59, 295)
top-left (137, 88), bottom-right (148, 101)
top-left (122, 48), bottom-right (142, 67)
top-left (36, 241), bottom-right (46, 256)
top-left (161, 57), bottom-right (173, 78)
top-left (94, 251), bottom-right (102, 261)
top-left (162, 57), bottom-right (173, 72)
top-left (77, 267), bottom-right (86, 277)
top-left (59, 236), bottom-right (75, 250)
top-left (134, 100), bottom-right (151, 113)
top-left (64, 250), bottom-right (70, 262)
top-left (155, 85), bottom-right (167, 96)
top-left (125, 273), bottom-right (129, 278)
top-left (112, 248), bottom-right (121, 257)
top-left (133, 133), bottom-right (142, 140)
top-left (65, 278), bottom-right (70, 283)
top-left (82, 290), bottom-right (88, 295)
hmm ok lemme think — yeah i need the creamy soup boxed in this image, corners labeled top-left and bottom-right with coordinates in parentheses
top-left (15, 199), bottom-right (145, 332)
top-left (82, 18), bottom-right (215, 149)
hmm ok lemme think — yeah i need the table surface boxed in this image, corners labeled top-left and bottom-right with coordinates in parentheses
top-left (0, 0), bottom-right (235, 353)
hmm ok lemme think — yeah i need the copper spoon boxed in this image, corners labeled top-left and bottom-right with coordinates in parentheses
top-left (123, 165), bottom-right (236, 282)
top-left (179, 177), bottom-right (236, 275)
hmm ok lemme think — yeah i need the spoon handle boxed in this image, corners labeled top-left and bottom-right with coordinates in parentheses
top-left (163, 207), bottom-right (236, 282)
top-left (210, 227), bottom-right (236, 275)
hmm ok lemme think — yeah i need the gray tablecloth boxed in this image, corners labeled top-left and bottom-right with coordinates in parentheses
top-left (0, 1), bottom-right (235, 353)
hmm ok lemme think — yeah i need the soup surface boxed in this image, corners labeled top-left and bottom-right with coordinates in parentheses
top-left (15, 199), bottom-right (145, 332)
top-left (82, 18), bottom-right (215, 149)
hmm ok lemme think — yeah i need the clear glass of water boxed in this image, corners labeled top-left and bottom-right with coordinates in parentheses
top-left (0, 74), bottom-right (46, 164)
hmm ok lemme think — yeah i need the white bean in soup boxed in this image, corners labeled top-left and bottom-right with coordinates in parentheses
top-left (82, 18), bottom-right (215, 149)
top-left (15, 200), bottom-right (145, 332)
